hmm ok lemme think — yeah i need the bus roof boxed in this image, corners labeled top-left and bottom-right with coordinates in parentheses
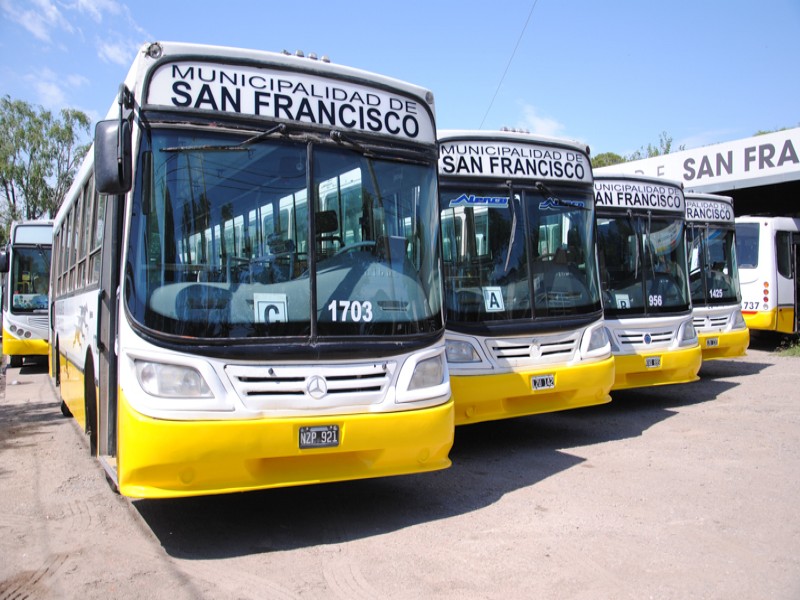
top-left (106, 41), bottom-right (436, 122)
top-left (437, 129), bottom-right (590, 157)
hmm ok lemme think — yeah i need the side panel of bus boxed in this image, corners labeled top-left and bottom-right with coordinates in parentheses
top-left (737, 218), bottom-right (800, 334)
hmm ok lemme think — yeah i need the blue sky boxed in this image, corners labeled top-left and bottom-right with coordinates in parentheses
top-left (1, 0), bottom-right (798, 157)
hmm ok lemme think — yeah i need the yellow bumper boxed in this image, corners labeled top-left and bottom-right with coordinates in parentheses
top-left (612, 345), bottom-right (702, 391)
top-left (698, 328), bottom-right (750, 361)
top-left (117, 392), bottom-right (454, 499)
top-left (743, 310), bottom-right (776, 331)
top-left (742, 308), bottom-right (795, 333)
top-left (3, 333), bottom-right (50, 358)
top-left (450, 356), bottom-right (614, 426)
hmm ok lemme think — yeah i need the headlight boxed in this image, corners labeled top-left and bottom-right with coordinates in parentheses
top-left (408, 354), bottom-right (445, 390)
top-left (680, 322), bottom-right (698, 345)
top-left (584, 325), bottom-right (610, 354)
top-left (732, 310), bottom-right (747, 330)
top-left (445, 340), bottom-right (480, 363)
top-left (135, 360), bottom-right (213, 398)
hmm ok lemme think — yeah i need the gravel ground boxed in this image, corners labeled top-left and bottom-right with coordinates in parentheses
top-left (1, 335), bottom-right (798, 599)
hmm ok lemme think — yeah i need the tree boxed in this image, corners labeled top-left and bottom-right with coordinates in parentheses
top-left (592, 152), bottom-right (625, 169)
top-left (626, 130), bottom-right (684, 161)
top-left (0, 96), bottom-right (90, 242)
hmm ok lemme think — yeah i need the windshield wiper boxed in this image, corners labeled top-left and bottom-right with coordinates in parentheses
top-left (329, 129), bottom-right (433, 165)
top-left (161, 123), bottom-right (287, 153)
top-left (535, 181), bottom-right (589, 211)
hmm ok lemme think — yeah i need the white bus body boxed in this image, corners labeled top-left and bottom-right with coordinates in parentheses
top-left (594, 174), bottom-right (701, 390)
top-left (735, 216), bottom-right (800, 334)
top-left (51, 41), bottom-right (452, 498)
top-left (685, 193), bottom-right (749, 359)
top-left (438, 130), bottom-right (614, 425)
top-left (0, 221), bottom-right (53, 367)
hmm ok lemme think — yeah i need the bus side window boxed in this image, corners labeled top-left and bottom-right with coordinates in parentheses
top-left (776, 231), bottom-right (793, 279)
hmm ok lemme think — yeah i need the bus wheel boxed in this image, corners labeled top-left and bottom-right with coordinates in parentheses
top-left (9, 355), bottom-right (23, 368)
top-left (84, 356), bottom-right (98, 456)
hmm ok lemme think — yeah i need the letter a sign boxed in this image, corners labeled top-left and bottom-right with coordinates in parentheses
top-left (482, 287), bottom-right (505, 312)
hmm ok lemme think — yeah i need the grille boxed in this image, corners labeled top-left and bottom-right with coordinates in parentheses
top-left (616, 328), bottom-right (674, 347)
top-left (693, 315), bottom-right (729, 330)
top-left (225, 361), bottom-right (394, 412)
top-left (487, 332), bottom-right (580, 367)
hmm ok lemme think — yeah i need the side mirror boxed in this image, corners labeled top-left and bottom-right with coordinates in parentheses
top-left (0, 251), bottom-right (7, 273)
top-left (95, 119), bottom-right (132, 195)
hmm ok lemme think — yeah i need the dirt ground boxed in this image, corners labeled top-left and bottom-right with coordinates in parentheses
top-left (1, 334), bottom-right (799, 599)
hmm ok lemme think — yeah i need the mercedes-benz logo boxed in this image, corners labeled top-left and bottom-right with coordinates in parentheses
top-left (306, 375), bottom-right (328, 399)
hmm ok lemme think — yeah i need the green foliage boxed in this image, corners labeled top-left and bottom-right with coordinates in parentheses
top-left (625, 131), bottom-right (685, 161)
top-left (593, 131), bottom-right (686, 168)
top-left (777, 334), bottom-right (800, 357)
top-left (591, 152), bottom-right (625, 169)
top-left (0, 96), bottom-right (90, 241)
top-left (754, 124), bottom-right (800, 136)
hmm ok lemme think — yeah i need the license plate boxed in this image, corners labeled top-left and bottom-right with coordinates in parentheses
top-left (299, 425), bottom-right (339, 449)
top-left (706, 337), bottom-right (719, 347)
top-left (645, 356), bottom-right (661, 368)
top-left (532, 374), bottom-right (555, 390)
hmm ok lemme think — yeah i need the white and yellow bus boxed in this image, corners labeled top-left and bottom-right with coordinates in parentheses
top-left (51, 41), bottom-right (452, 498)
top-left (594, 174), bottom-right (701, 390)
top-left (0, 220), bottom-right (53, 367)
top-left (438, 130), bottom-right (614, 425)
top-left (685, 193), bottom-right (749, 359)
top-left (735, 216), bottom-right (800, 334)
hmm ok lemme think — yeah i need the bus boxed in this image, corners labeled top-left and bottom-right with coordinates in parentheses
top-left (437, 130), bottom-right (614, 425)
top-left (51, 41), bottom-right (452, 499)
top-left (735, 216), bottom-right (800, 334)
top-left (685, 193), bottom-right (749, 359)
top-left (594, 174), bottom-right (701, 390)
top-left (0, 220), bottom-right (53, 368)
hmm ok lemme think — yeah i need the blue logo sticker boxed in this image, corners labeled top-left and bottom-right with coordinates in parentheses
top-left (449, 193), bottom-right (509, 208)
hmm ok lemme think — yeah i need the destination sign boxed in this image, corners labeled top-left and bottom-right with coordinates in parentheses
top-left (685, 198), bottom-right (734, 224)
top-left (594, 178), bottom-right (684, 213)
top-left (146, 62), bottom-right (435, 143)
top-left (439, 140), bottom-right (590, 182)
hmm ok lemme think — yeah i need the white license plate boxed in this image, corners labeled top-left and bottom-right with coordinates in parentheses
top-left (645, 356), bottom-right (661, 368)
top-left (706, 337), bottom-right (719, 347)
top-left (532, 374), bottom-right (555, 390)
top-left (299, 425), bottom-right (339, 449)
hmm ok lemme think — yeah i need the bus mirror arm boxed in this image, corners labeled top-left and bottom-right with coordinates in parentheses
top-left (94, 84), bottom-right (133, 195)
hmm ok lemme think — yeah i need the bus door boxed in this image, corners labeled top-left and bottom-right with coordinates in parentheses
top-left (775, 229), bottom-right (800, 334)
top-left (793, 233), bottom-right (800, 332)
top-left (97, 194), bottom-right (124, 459)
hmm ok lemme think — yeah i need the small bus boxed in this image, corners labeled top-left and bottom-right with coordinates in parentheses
top-left (685, 193), bottom-right (749, 359)
top-left (735, 216), bottom-right (800, 334)
top-left (0, 220), bottom-right (53, 367)
top-left (438, 130), bottom-right (614, 425)
top-left (594, 174), bottom-right (701, 390)
top-left (51, 41), bottom-right (452, 498)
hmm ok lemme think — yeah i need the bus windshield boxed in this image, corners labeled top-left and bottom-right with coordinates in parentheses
top-left (439, 184), bottom-right (601, 323)
top-left (9, 246), bottom-right (51, 314)
top-left (688, 225), bottom-right (741, 306)
top-left (597, 213), bottom-right (691, 316)
top-left (125, 129), bottom-right (442, 341)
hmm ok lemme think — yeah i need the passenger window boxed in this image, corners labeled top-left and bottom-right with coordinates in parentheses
top-left (776, 231), bottom-right (792, 278)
